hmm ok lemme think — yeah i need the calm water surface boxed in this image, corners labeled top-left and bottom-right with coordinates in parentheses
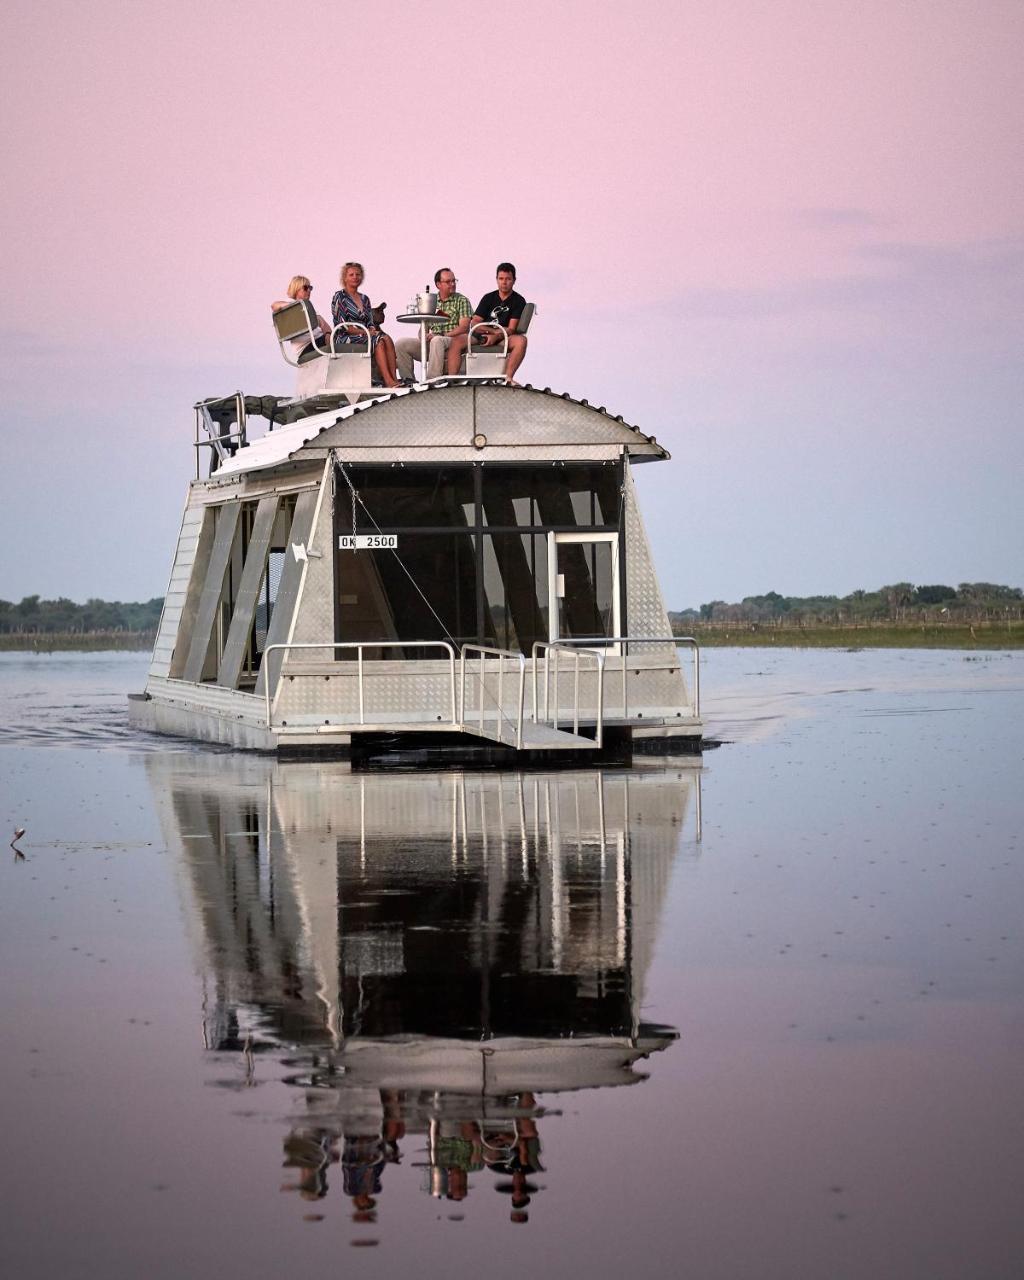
top-left (0, 649), bottom-right (1021, 1279)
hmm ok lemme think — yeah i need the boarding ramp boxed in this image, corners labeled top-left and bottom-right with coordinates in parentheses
top-left (263, 640), bottom-right (604, 750)
top-left (460, 644), bottom-right (604, 750)
top-left (533, 636), bottom-right (700, 723)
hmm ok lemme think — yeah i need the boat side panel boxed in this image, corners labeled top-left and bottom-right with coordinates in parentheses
top-left (287, 465), bottom-right (337, 653)
top-left (182, 501), bottom-right (241, 684)
top-left (623, 461), bottom-right (690, 710)
top-left (254, 485), bottom-right (320, 698)
top-left (149, 494), bottom-right (206, 681)
top-left (217, 495), bottom-right (278, 688)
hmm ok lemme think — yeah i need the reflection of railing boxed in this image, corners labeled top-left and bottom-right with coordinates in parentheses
top-left (263, 641), bottom-right (458, 730)
top-left (460, 645), bottom-right (526, 748)
top-left (533, 636), bottom-right (700, 720)
top-left (531, 643), bottom-right (606, 746)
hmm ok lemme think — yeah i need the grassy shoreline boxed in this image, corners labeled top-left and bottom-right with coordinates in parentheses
top-left (674, 621), bottom-right (1023, 649)
top-left (2, 621), bottom-right (1022, 653)
top-left (0, 631), bottom-right (157, 653)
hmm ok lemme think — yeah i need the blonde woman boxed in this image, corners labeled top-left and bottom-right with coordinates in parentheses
top-left (331, 262), bottom-right (402, 388)
top-left (271, 276), bottom-right (330, 363)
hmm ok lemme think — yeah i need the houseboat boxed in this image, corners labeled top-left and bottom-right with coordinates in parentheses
top-left (129, 307), bottom-right (701, 759)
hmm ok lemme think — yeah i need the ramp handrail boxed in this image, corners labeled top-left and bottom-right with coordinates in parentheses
top-left (262, 640), bottom-right (457, 729)
top-left (532, 635), bottom-right (699, 720)
top-left (459, 645), bottom-right (526, 749)
top-left (531, 643), bottom-right (606, 747)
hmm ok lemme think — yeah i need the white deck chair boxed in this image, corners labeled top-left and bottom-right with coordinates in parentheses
top-left (463, 302), bottom-right (535, 381)
top-left (272, 300), bottom-right (374, 403)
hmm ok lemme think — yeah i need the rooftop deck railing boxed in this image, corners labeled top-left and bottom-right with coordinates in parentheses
top-left (194, 393), bottom-right (247, 478)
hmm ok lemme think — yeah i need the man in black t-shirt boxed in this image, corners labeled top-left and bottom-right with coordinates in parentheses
top-left (446, 262), bottom-right (528, 383)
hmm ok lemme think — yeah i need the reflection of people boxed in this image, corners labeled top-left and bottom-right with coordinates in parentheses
top-left (396, 268), bottom-right (471, 381)
top-left (281, 1089), bottom-right (405, 1221)
top-left (282, 1129), bottom-right (339, 1200)
top-left (271, 276), bottom-right (330, 364)
top-left (433, 1120), bottom-right (484, 1201)
top-left (446, 262), bottom-right (528, 383)
top-left (483, 1093), bottom-right (544, 1223)
top-left (343, 1132), bottom-right (386, 1221)
top-left (331, 262), bottom-right (402, 388)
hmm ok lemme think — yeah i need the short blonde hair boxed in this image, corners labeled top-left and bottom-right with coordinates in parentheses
top-left (287, 275), bottom-right (311, 298)
top-left (340, 262), bottom-right (364, 284)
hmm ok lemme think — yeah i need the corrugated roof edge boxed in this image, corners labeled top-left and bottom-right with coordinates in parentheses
top-left (211, 381), bottom-right (665, 480)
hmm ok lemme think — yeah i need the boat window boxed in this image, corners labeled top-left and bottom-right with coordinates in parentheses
top-left (480, 464), bottom-right (620, 528)
top-left (344, 467), bottom-right (475, 530)
top-left (336, 533), bottom-right (478, 656)
top-left (481, 534), bottom-right (550, 654)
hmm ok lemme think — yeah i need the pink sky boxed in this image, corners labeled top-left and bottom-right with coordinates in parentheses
top-left (1, 0), bottom-right (1021, 606)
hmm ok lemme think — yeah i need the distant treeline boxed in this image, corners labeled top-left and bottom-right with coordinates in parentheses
top-left (0, 596), bottom-right (163, 635)
top-left (672, 582), bottom-right (1022, 626)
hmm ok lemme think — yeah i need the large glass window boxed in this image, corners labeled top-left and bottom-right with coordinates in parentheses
top-left (337, 533), bottom-right (477, 657)
top-left (481, 534), bottom-right (550, 654)
top-left (334, 462), bottom-right (621, 654)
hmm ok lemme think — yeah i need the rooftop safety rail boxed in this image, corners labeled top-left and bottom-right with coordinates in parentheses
top-left (530, 643), bottom-right (606, 746)
top-left (262, 640), bottom-right (458, 731)
top-left (194, 393), bottom-right (247, 478)
top-left (459, 645), bottom-right (527, 749)
top-left (532, 636), bottom-right (700, 721)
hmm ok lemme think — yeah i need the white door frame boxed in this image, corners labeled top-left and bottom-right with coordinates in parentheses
top-left (547, 531), bottom-right (621, 650)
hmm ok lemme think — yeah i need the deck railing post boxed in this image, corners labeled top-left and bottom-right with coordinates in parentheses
top-left (516, 660), bottom-right (526, 749)
top-left (572, 655), bottom-right (580, 735)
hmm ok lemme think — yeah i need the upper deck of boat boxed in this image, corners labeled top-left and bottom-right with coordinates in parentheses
top-left (196, 382), bottom-right (670, 484)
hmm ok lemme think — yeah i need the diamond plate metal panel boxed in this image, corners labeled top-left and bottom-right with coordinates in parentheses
top-left (623, 463), bottom-right (673, 643)
top-left (302, 445), bottom-right (625, 464)
top-left (216, 385), bottom-right (666, 480)
top-left (149, 497), bottom-right (208, 680)
top-left (273, 663), bottom-right (455, 727)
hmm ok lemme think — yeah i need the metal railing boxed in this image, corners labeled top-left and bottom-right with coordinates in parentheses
top-left (459, 645), bottom-right (527, 749)
top-left (262, 640), bottom-right (458, 730)
top-left (531, 643), bottom-right (606, 747)
top-left (532, 635), bottom-right (700, 721)
top-left (194, 393), bottom-right (247, 478)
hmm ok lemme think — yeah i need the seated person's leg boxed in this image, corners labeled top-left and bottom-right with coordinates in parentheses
top-left (505, 334), bottom-right (527, 380)
top-left (427, 335), bottom-right (450, 379)
top-left (395, 336), bottom-right (419, 381)
top-left (446, 333), bottom-right (468, 375)
top-left (380, 333), bottom-right (400, 383)
top-left (373, 340), bottom-right (400, 388)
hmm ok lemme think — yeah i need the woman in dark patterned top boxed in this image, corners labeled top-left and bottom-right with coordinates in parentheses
top-left (331, 262), bottom-right (402, 388)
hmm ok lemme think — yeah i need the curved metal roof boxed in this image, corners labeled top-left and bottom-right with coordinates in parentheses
top-left (212, 381), bottom-right (669, 479)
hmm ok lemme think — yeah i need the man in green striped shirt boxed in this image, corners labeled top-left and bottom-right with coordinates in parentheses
top-left (396, 268), bottom-right (471, 381)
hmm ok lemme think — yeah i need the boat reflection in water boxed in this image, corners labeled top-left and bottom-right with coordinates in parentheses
top-left (147, 754), bottom-right (700, 1223)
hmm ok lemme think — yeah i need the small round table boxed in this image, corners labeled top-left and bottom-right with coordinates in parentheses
top-left (396, 312), bottom-right (449, 381)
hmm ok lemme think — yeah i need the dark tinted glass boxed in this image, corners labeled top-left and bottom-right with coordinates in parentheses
top-left (337, 533), bottom-right (477, 654)
top-left (342, 466), bottom-right (475, 530)
top-left (481, 533), bottom-right (550, 654)
top-left (480, 464), bottom-right (620, 528)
